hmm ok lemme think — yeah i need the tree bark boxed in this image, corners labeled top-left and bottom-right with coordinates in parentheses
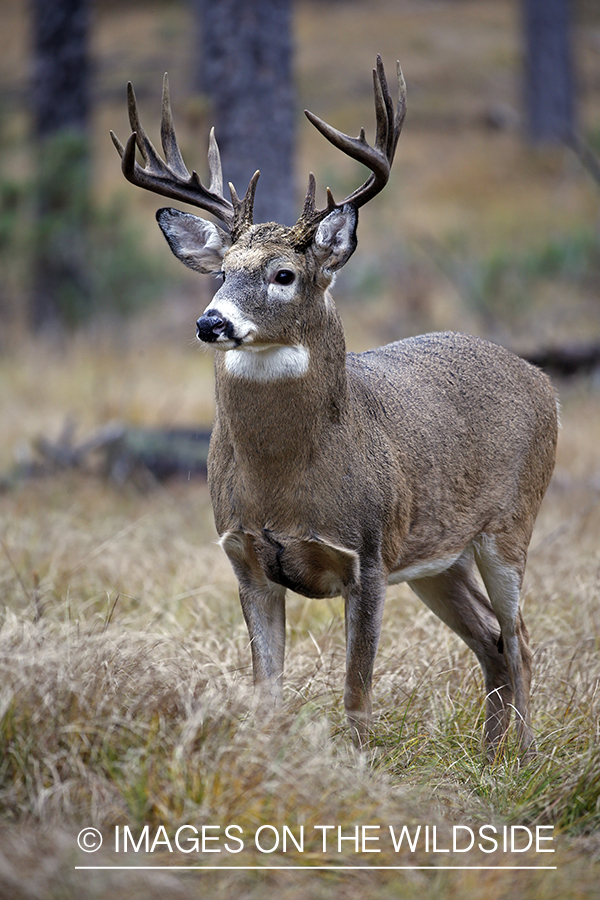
top-left (521, 0), bottom-right (576, 144)
top-left (192, 0), bottom-right (296, 226)
top-left (31, 0), bottom-right (90, 138)
top-left (30, 0), bottom-right (91, 330)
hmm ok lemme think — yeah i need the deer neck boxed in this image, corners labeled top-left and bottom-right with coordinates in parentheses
top-left (213, 301), bottom-right (349, 468)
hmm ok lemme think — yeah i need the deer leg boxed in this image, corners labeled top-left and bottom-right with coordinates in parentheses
top-left (408, 553), bottom-right (515, 755)
top-left (474, 538), bottom-right (534, 755)
top-left (220, 531), bottom-right (287, 704)
top-left (343, 570), bottom-right (387, 748)
top-left (238, 581), bottom-right (287, 704)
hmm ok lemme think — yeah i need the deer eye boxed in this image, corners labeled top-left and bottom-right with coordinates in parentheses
top-left (274, 269), bottom-right (295, 285)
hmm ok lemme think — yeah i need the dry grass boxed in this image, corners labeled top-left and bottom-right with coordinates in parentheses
top-left (0, 388), bottom-right (599, 898)
top-left (1, 0), bottom-right (600, 897)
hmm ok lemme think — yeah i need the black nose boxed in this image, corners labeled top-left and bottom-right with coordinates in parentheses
top-left (196, 313), bottom-right (229, 343)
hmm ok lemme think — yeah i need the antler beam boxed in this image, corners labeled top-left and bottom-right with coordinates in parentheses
top-left (292, 56), bottom-right (406, 246)
top-left (110, 74), bottom-right (259, 238)
top-left (112, 59), bottom-right (404, 245)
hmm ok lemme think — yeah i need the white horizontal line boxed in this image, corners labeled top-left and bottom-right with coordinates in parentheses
top-left (75, 865), bottom-right (558, 871)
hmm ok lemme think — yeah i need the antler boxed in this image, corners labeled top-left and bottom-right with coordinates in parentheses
top-left (110, 74), bottom-right (259, 240)
top-left (292, 56), bottom-right (406, 248)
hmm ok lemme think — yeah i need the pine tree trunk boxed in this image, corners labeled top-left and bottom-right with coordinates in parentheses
top-left (30, 0), bottom-right (91, 331)
top-left (31, 0), bottom-right (90, 138)
top-left (521, 0), bottom-right (576, 144)
top-left (192, 0), bottom-right (296, 226)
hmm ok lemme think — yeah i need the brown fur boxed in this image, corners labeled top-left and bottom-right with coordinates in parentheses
top-left (191, 221), bottom-right (557, 755)
top-left (116, 64), bottom-right (558, 756)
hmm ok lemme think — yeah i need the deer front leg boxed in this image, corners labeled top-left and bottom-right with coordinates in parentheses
top-left (220, 531), bottom-right (287, 704)
top-left (343, 571), bottom-right (387, 748)
top-left (239, 581), bottom-right (287, 704)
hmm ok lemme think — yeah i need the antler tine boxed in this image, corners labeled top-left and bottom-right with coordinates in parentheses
top-left (228, 170), bottom-right (261, 242)
top-left (109, 128), bottom-right (126, 159)
top-left (300, 173), bottom-right (336, 218)
top-left (126, 81), bottom-right (157, 169)
top-left (111, 76), bottom-right (239, 230)
top-left (389, 59), bottom-right (407, 163)
top-left (299, 172), bottom-right (318, 222)
top-left (302, 56), bottom-right (406, 214)
top-left (372, 59), bottom-right (390, 161)
top-left (207, 127), bottom-right (224, 197)
top-left (159, 73), bottom-right (189, 180)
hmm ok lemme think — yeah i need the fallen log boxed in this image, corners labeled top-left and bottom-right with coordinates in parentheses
top-left (100, 425), bottom-right (211, 483)
top-left (524, 342), bottom-right (600, 378)
top-left (13, 421), bottom-right (211, 486)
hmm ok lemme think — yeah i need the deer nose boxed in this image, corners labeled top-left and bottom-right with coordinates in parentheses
top-left (196, 312), bottom-right (229, 343)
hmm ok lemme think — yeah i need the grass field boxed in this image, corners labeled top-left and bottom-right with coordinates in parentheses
top-left (1, 1), bottom-right (600, 897)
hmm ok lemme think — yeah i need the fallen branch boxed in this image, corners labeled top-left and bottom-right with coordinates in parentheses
top-left (4, 421), bottom-right (211, 489)
top-left (524, 342), bottom-right (600, 378)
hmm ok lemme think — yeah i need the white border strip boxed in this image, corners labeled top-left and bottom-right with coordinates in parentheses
top-left (75, 865), bottom-right (557, 871)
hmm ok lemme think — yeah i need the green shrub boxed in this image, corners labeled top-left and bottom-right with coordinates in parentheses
top-left (0, 126), bottom-right (171, 329)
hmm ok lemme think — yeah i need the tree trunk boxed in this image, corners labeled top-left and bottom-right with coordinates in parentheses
top-left (192, 0), bottom-right (296, 226)
top-left (521, 0), bottom-right (576, 144)
top-left (30, 0), bottom-right (92, 331)
top-left (31, 0), bottom-right (90, 138)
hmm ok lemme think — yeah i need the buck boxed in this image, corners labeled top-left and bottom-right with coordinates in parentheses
top-left (112, 58), bottom-right (558, 755)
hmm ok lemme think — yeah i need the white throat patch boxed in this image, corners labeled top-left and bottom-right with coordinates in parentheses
top-left (224, 344), bottom-right (310, 382)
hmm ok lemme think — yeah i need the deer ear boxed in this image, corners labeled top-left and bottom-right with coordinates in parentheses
top-left (156, 208), bottom-right (231, 274)
top-left (312, 203), bottom-right (358, 273)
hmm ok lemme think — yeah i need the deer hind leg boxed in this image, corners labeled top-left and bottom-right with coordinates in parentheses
top-left (343, 568), bottom-right (388, 749)
top-left (474, 536), bottom-right (534, 756)
top-left (408, 552), bottom-right (515, 755)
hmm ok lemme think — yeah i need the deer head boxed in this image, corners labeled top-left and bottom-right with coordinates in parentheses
top-left (111, 58), bottom-right (406, 357)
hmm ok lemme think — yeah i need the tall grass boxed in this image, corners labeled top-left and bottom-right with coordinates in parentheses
top-left (1, 388), bottom-right (599, 899)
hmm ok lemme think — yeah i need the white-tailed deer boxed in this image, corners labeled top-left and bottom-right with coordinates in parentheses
top-left (112, 58), bottom-right (557, 755)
